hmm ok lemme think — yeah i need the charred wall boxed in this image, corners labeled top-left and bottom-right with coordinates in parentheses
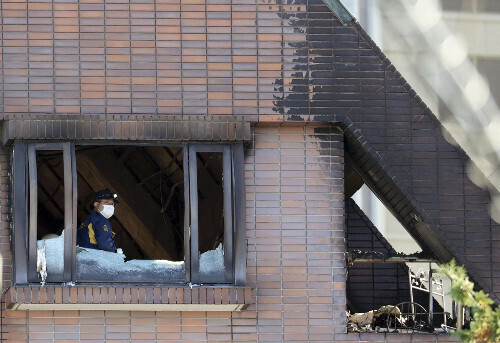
top-left (270, 0), bottom-right (499, 302)
top-left (347, 199), bottom-right (416, 312)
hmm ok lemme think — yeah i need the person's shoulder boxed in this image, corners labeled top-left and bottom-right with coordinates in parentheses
top-left (92, 211), bottom-right (110, 226)
top-left (88, 210), bottom-right (105, 223)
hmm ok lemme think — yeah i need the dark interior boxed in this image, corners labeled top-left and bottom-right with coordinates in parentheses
top-left (35, 145), bottom-right (224, 261)
top-left (344, 159), bottom-right (447, 328)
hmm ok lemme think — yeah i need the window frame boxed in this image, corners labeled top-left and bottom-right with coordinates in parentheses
top-left (12, 141), bottom-right (246, 286)
top-left (27, 142), bottom-right (77, 283)
top-left (189, 144), bottom-right (233, 284)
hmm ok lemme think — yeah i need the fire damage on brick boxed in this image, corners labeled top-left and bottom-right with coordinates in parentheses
top-left (344, 157), bottom-right (468, 335)
top-left (265, 0), bottom-right (498, 335)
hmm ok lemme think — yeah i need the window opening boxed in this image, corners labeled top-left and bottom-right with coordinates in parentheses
top-left (189, 145), bottom-right (233, 284)
top-left (347, 185), bottom-right (453, 334)
top-left (352, 185), bottom-right (420, 254)
top-left (14, 142), bottom-right (244, 286)
top-left (25, 143), bottom-right (76, 284)
top-left (35, 149), bottom-right (66, 282)
top-left (197, 151), bottom-right (225, 280)
top-left (74, 145), bottom-right (187, 283)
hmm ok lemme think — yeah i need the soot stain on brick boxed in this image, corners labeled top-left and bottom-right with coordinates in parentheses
top-left (274, 1), bottom-right (337, 117)
top-left (287, 114), bottom-right (305, 121)
top-left (312, 126), bottom-right (344, 157)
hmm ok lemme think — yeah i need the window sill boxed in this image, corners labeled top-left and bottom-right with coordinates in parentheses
top-left (5, 286), bottom-right (252, 311)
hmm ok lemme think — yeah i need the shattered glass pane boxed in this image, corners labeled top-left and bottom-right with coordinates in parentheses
top-left (38, 232), bottom-right (185, 283)
top-left (199, 243), bottom-right (224, 279)
top-left (76, 248), bottom-right (185, 283)
top-left (37, 233), bottom-right (64, 283)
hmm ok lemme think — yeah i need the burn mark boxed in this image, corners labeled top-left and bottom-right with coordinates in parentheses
top-left (273, 0), bottom-right (340, 118)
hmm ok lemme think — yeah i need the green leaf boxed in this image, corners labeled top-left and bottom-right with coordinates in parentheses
top-left (439, 260), bottom-right (499, 342)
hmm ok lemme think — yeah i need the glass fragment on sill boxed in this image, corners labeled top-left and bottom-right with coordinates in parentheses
top-left (37, 240), bottom-right (47, 284)
top-left (76, 248), bottom-right (185, 282)
top-left (37, 232), bottom-right (65, 284)
top-left (199, 243), bottom-right (224, 278)
top-left (37, 231), bottom-right (185, 283)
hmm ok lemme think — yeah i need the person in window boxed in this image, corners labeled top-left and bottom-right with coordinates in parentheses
top-left (77, 189), bottom-right (119, 252)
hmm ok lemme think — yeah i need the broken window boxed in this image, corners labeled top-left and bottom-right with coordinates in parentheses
top-left (346, 185), bottom-right (453, 334)
top-left (13, 142), bottom-right (246, 285)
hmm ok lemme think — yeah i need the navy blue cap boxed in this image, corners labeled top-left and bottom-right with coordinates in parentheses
top-left (93, 189), bottom-right (120, 204)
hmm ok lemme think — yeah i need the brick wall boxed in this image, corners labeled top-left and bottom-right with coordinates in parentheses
top-left (0, 125), bottom-right (348, 342)
top-left (0, 0), bottom-right (301, 117)
top-left (1, 310), bottom-right (460, 342)
top-left (0, 124), bottom-right (460, 342)
top-left (0, 147), bottom-right (11, 294)
top-left (247, 125), bottom-right (345, 341)
top-left (0, 0), bottom-right (487, 340)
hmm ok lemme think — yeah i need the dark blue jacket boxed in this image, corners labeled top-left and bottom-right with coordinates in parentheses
top-left (77, 210), bottom-right (117, 252)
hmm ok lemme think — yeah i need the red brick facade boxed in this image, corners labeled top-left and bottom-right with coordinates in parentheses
top-left (0, 125), bottom-right (458, 341)
top-left (0, 126), bottom-right (350, 342)
top-left (0, 0), bottom-right (489, 341)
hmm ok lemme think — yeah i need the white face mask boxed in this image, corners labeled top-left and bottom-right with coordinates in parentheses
top-left (100, 204), bottom-right (114, 219)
